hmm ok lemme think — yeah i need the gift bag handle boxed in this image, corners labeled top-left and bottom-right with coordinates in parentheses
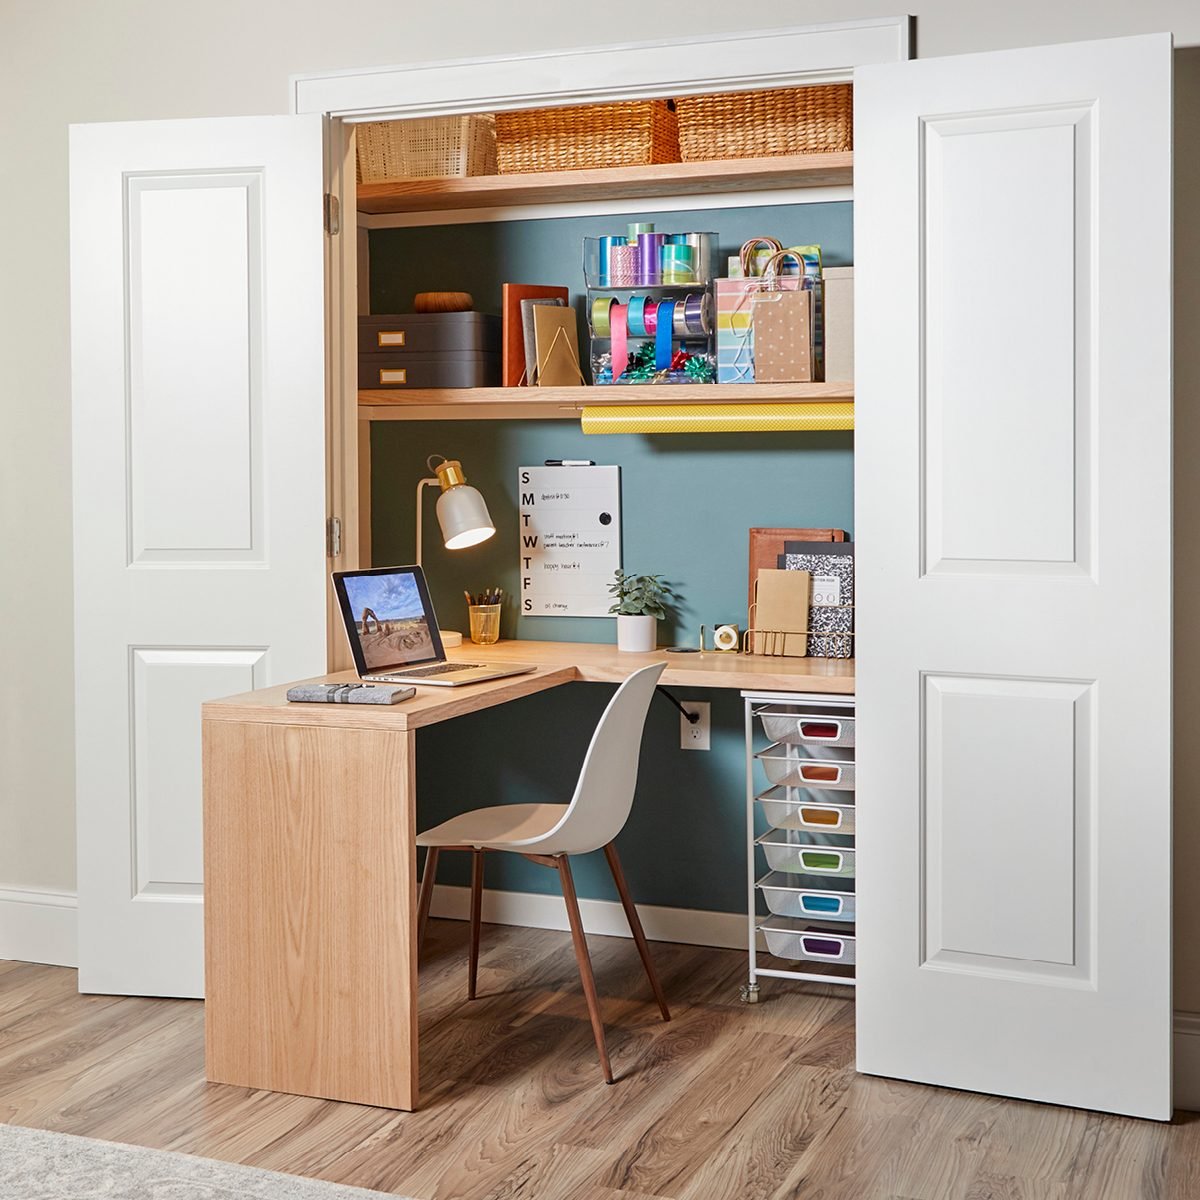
top-left (739, 236), bottom-right (784, 278)
top-left (762, 249), bottom-right (811, 289)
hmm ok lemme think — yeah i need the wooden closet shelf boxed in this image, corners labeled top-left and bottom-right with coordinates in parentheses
top-left (358, 382), bottom-right (854, 421)
top-left (355, 152), bottom-right (853, 214)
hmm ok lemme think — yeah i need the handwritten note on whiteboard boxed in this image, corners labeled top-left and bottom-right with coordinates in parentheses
top-left (519, 465), bottom-right (621, 617)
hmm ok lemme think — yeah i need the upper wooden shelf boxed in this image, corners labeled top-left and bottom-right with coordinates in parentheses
top-left (359, 381), bottom-right (853, 421)
top-left (355, 152), bottom-right (853, 215)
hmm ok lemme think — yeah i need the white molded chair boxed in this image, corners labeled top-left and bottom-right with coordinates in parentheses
top-left (415, 661), bottom-right (670, 1083)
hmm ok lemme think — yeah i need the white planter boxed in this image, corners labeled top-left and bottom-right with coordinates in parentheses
top-left (616, 613), bottom-right (657, 653)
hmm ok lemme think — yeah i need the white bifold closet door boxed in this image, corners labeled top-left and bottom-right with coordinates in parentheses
top-left (855, 33), bottom-right (1173, 1119)
top-left (70, 116), bottom-right (329, 997)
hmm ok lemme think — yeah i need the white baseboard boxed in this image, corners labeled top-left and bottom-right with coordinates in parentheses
top-left (1175, 1011), bottom-right (1200, 1111)
top-left (430, 884), bottom-right (746, 951)
top-left (0, 886), bottom-right (78, 968)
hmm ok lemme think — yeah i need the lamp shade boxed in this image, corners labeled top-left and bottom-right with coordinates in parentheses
top-left (436, 483), bottom-right (494, 549)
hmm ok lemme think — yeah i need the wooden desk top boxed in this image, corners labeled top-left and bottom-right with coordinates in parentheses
top-left (453, 640), bottom-right (856, 693)
top-left (202, 665), bottom-right (578, 731)
top-left (201, 641), bottom-right (854, 730)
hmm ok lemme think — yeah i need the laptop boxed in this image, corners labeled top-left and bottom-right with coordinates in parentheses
top-left (332, 565), bottom-right (536, 687)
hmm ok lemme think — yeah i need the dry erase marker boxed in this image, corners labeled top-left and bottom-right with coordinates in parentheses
top-left (544, 459), bottom-right (595, 466)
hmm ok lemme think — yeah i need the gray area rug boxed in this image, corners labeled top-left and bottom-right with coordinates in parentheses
top-left (0, 1124), bottom-right (411, 1199)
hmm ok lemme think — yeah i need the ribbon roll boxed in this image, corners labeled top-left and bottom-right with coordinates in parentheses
top-left (591, 296), bottom-right (615, 338)
top-left (684, 292), bottom-right (711, 336)
top-left (609, 243), bottom-right (638, 287)
top-left (655, 300), bottom-right (676, 371)
top-left (627, 295), bottom-right (650, 338)
top-left (596, 235), bottom-right (626, 287)
top-left (661, 244), bottom-right (695, 285)
top-left (637, 233), bottom-right (664, 285)
top-left (684, 232), bottom-right (714, 282)
top-left (627, 221), bottom-right (655, 243)
top-left (673, 302), bottom-right (690, 337)
top-left (643, 300), bottom-right (658, 337)
top-left (611, 302), bottom-right (629, 383)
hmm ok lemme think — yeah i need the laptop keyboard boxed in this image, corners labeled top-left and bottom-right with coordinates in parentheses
top-left (390, 662), bottom-right (484, 678)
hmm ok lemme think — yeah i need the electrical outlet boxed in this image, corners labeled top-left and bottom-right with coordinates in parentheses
top-left (680, 702), bottom-right (711, 751)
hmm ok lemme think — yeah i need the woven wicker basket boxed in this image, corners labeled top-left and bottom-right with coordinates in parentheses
top-left (356, 115), bottom-right (497, 182)
top-left (676, 85), bottom-right (852, 161)
top-left (494, 100), bottom-right (679, 174)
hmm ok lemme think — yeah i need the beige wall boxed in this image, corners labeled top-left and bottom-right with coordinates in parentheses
top-left (1, 0), bottom-right (1196, 993)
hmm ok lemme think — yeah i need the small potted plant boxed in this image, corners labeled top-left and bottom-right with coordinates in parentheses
top-left (608, 569), bottom-right (677, 653)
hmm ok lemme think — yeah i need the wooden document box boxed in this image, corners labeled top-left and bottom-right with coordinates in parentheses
top-left (359, 312), bottom-right (501, 388)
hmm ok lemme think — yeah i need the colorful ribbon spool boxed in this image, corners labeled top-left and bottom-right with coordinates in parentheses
top-left (661, 244), bottom-right (695, 285)
top-left (611, 302), bottom-right (629, 382)
top-left (627, 295), bottom-right (650, 338)
top-left (636, 232), bottom-right (664, 285)
top-left (683, 232), bottom-right (714, 282)
top-left (673, 302), bottom-right (690, 337)
top-left (591, 296), bottom-right (615, 337)
top-left (627, 221), bottom-right (655, 243)
top-left (655, 300), bottom-right (676, 370)
top-left (608, 243), bottom-right (638, 287)
top-left (596, 235), bottom-right (626, 287)
top-left (684, 292), bottom-right (711, 336)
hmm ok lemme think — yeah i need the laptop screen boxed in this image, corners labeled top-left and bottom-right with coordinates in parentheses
top-left (332, 565), bottom-right (445, 676)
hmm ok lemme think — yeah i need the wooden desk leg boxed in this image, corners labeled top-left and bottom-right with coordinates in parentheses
top-left (203, 718), bottom-right (419, 1111)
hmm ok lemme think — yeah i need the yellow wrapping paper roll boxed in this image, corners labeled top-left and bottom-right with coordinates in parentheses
top-left (580, 401), bottom-right (854, 435)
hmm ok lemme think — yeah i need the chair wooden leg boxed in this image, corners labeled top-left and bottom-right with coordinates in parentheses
top-left (416, 846), bottom-right (439, 958)
top-left (603, 842), bottom-right (671, 1022)
top-left (557, 855), bottom-right (614, 1084)
top-left (468, 848), bottom-right (485, 1000)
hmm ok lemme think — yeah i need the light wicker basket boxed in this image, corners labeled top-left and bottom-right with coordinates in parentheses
top-left (675, 84), bottom-right (852, 161)
top-left (355, 115), bottom-right (497, 183)
top-left (494, 100), bottom-right (679, 174)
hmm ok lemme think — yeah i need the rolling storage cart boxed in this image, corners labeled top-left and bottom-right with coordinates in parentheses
top-left (742, 690), bottom-right (857, 1001)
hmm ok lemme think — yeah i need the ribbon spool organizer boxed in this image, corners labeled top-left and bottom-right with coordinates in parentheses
top-left (584, 229), bottom-right (717, 385)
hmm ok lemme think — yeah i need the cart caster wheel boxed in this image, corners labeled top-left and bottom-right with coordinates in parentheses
top-left (740, 983), bottom-right (761, 1004)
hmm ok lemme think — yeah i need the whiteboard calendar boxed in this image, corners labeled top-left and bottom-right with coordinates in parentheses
top-left (519, 465), bottom-right (621, 617)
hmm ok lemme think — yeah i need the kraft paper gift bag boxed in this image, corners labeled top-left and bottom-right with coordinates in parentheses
top-left (751, 287), bottom-right (815, 383)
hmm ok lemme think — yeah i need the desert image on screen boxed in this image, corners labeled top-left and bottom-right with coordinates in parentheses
top-left (343, 572), bottom-right (435, 669)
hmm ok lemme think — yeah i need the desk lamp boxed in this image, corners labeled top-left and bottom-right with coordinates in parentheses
top-left (416, 454), bottom-right (495, 646)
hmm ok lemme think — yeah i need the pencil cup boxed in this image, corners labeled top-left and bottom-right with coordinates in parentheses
top-left (468, 604), bottom-right (502, 645)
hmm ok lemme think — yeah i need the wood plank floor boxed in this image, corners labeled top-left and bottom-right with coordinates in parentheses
top-left (1, 924), bottom-right (1197, 1199)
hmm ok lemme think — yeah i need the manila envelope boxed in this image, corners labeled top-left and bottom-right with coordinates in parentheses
top-left (751, 568), bottom-right (811, 656)
top-left (533, 304), bottom-right (584, 387)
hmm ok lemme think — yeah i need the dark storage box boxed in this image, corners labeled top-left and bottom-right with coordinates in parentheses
top-left (359, 312), bottom-right (501, 356)
top-left (358, 352), bottom-right (501, 389)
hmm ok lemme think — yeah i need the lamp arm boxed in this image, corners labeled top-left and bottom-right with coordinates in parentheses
top-left (415, 476), bottom-right (439, 568)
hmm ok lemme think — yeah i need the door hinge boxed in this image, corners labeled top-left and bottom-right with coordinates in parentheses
top-left (323, 192), bottom-right (341, 236)
top-left (326, 516), bottom-right (342, 558)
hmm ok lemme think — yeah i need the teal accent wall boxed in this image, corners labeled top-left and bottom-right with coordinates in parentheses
top-left (372, 421), bottom-right (853, 910)
top-left (369, 201), bottom-right (854, 912)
